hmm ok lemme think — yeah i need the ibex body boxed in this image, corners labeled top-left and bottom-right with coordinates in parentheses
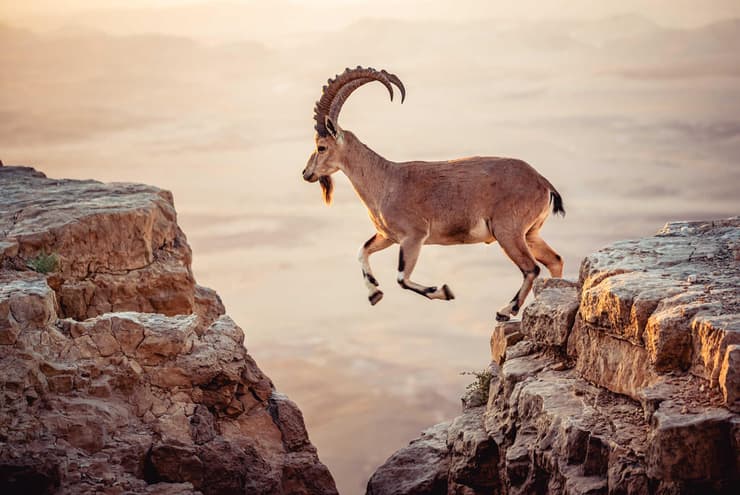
top-left (302, 67), bottom-right (564, 321)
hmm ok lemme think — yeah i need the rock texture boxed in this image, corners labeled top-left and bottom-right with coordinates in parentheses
top-left (0, 166), bottom-right (337, 495)
top-left (368, 218), bottom-right (739, 495)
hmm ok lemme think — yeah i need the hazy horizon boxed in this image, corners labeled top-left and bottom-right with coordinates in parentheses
top-left (2, 2), bottom-right (739, 493)
top-left (5, 0), bottom-right (740, 27)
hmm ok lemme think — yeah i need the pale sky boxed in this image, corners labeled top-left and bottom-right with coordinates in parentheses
top-left (3, 0), bottom-right (740, 28)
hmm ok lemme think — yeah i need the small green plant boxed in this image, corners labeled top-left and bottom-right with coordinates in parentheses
top-left (461, 368), bottom-right (493, 402)
top-left (26, 251), bottom-right (59, 274)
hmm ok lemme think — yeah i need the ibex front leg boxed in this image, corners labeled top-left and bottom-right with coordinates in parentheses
top-left (359, 234), bottom-right (394, 305)
top-left (396, 236), bottom-right (455, 301)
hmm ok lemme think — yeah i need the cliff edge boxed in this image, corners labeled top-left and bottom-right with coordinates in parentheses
top-left (368, 218), bottom-right (740, 494)
top-left (0, 165), bottom-right (338, 494)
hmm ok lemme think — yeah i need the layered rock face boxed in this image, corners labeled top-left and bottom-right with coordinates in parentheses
top-left (368, 219), bottom-right (739, 495)
top-left (0, 166), bottom-right (337, 494)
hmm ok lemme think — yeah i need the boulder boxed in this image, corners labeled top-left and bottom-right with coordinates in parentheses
top-left (0, 272), bottom-right (57, 344)
top-left (0, 166), bottom-right (337, 495)
top-left (521, 281), bottom-right (579, 348)
top-left (647, 403), bottom-right (735, 481)
top-left (0, 165), bottom-right (195, 320)
top-left (447, 407), bottom-right (500, 493)
top-left (720, 345), bottom-right (740, 412)
top-left (369, 218), bottom-right (740, 494)
top-left (490, 320), bottom-right (523, 365)
top-left (366, 422), bottom-right (452, 495)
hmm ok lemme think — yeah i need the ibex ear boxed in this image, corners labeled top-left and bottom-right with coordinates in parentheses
top-left (325, 117), bottom-right (342, 141)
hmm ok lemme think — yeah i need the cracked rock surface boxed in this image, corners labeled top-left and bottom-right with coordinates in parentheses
top-left (1, 166), bottom-right (195, 320)
top-left (368, 218), bottom-right (739, 495)
top-left (0, 165), bottom-right (337, 495)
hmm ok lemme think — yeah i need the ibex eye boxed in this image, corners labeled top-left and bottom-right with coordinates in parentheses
top-left (317, 146), bottom-right (327, 152)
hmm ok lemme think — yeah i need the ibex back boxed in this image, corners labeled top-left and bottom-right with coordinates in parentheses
top-left (302, 67), bottom-right (564, 321)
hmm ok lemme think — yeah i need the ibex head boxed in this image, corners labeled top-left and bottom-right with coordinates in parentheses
top-left (302, 66), bottom-right (405, 204)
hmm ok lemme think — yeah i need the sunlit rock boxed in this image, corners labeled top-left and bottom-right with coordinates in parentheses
top-left (490, 320), bottom-right (523, 365)
top-left (0, 166), bottom-right (337, 495)
top-left (369, 218), bottom-right (739, 494)
top-left (720, 345), bottom-right (740, 413)
top-left (521, 280), bottom-right (579, 348)
top-left (1, 165), bottom-right (195, 320)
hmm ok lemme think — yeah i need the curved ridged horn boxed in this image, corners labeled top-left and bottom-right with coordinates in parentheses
top-left (381, 69), bottom-right (406, 103)
top-left (327, 77), bottom-right (374, 127)
top-left (313, 66), bottom-right (405, 136)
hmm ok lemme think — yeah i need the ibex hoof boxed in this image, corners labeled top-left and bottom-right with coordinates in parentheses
top-left (495, 312), bottom-right (510, 322)
top-left (442, 284), bottom-right (455, 300)
top-left (369, 290), bottom-right (384, 306)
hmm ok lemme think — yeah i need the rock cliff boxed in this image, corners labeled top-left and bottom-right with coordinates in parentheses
top-left (368, 218), bottom-right (739, 494)
top-left (0, 165), bottom-right (338, 494)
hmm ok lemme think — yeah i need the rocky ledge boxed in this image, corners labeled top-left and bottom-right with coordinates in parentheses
top-left (0, 165), bottom-right (338, 494)
top-left (368, 218), bottom-right (739, 494)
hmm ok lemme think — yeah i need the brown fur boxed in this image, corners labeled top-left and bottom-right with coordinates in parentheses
top-left (302, 101), bottom-right (563, 319)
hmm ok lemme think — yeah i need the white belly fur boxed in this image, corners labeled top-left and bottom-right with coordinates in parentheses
top-left (469, 218), bottom-right (492, 242)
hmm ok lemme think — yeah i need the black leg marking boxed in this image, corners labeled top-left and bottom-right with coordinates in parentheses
top-left (363, 235), bottom-right (377, 249)
top-left (362, 269), bottom-right (379, 287)
top-left (399, 280), bottom-right (436, 298)
top-left (369, 290), bottom-right (383, 306)
top-left (519, 265), bottom-right (542, 277)
top-left (398, 248), bottom-right (405, 272)
top-left (495, 312), bottom-right (510, 322)
top-left (442, 284), bottom-right (455, 300)
top-left (510, 290), bottom-right (520, 303)
top-left (509, 289), bottom-right (521, 312)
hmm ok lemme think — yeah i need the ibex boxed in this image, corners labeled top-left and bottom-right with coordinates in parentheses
top-left (302, 67), bottom-right (564, 321)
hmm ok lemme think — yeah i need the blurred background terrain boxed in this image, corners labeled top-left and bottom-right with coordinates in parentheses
top-left (2, 1), bottom-right (740, 492)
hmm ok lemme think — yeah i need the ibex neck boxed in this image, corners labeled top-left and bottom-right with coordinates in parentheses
top-left (339, 132), bottom-right (394, 211)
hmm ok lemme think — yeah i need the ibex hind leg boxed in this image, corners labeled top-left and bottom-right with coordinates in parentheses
top-left (526, 230), bottom-right (563, 278)
top-left (396, 238), bottom-right (455, 301)
top-left (495, 233), bottom-right (540, 321)
top-left (358, 234), bottom-right (394, 305)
